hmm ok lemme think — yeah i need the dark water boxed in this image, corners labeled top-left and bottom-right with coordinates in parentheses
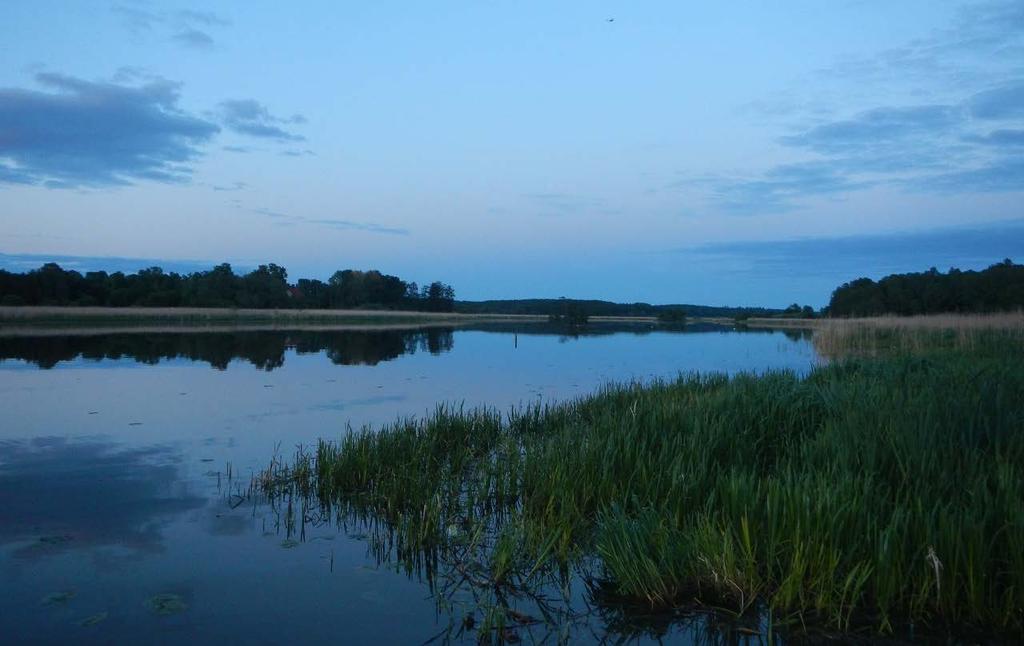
top-left (0, 322), bottom-right (816, 645)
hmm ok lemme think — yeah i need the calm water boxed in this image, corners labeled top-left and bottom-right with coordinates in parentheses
top-left (0, 322), bottom-right (816, 645)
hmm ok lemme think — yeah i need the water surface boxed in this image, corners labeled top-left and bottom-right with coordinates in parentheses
top-left (0, 322), bottom-right (816, 644)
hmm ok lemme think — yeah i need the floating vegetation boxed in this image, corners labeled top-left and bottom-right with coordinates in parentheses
top-left (146, 594), bottom-right (187, 616)
top-left (78, 612), bottom-right (108, 627)
top-left (258, 335), bottom-right (1024, 642)
top-left (41, 591), bottom-right (76, 605)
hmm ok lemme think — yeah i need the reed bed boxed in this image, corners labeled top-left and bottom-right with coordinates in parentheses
top-left (811, 312), bottom-right (1024, 358)
top-left (259, 336), bottom-right (1024, 641)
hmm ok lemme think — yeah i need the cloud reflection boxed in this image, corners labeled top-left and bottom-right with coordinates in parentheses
top-left (0, 437), bottom-right (205, 559)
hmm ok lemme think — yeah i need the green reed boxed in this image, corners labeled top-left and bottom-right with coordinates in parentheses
top-left (259, 336), bottom-right (1024, 639)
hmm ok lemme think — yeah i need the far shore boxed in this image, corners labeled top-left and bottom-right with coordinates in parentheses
top-left (0, 305), bottom-right (546, 325)
top-left (733, 311), bottom-right (1024, 330)
top-left (3, 307), bottom-right (1020, 337)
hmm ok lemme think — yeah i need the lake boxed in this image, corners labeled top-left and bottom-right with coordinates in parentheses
top-left (0, 322), bottom-right (817, 644)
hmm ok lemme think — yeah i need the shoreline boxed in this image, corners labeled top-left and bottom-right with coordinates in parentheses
top-left (0, 305), bottom-right (544, 331)
top-left (3, 307), bottom-right (1020, 337)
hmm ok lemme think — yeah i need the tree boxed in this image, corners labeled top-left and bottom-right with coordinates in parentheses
top-left (240, 264), bottom-right (289, 308)
top-left (657, 308), bottom-right (687, 325)
top-left (0, 262), bottom-right (458, 313)
top-left (549, 298), bottom-right (588, 325)
top-left (826, 260), bottom-right (1024, 316)
top-left (423, 281), bottom-right (455, 312)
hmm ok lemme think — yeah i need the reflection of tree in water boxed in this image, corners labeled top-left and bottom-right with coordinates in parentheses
top-left (0, 328), bottom-right (456, 371)
top-left (302, 329), bottom-right (454, 366)
top-left (781, 327), bottom-right (813, 342)
top-left (0, 324), bottom-right (799, 371)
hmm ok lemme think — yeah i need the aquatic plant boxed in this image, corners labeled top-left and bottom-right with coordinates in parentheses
top-left (78, 612), bottom-right (108, 627)
top-left (146, 594), bottom-right (188, 616)
top-left (40, 591), bottom-right (75, 605)
top-left (259, 335), bottom-right (1024, 640)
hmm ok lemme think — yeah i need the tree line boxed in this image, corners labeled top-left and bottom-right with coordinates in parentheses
top-left (0, 262), bottom-right (456, 312)
top-left (455, 298), bottom-right (783, 318)
top-left (826, 259), bottom-right (1024, 317)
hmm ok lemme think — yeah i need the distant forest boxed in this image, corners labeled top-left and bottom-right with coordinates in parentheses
top-left (827, 259), bottom-right (1024, 317)
top-left (5, 259), bottom-right (1021, 318)
top-left (454, 298), bottom-right (784, 319)
top-left (0, 262), bottom-right (456, 312)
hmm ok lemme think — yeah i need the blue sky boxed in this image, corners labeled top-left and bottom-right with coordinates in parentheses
top-left (1, 1), bottom-right (1022, 307)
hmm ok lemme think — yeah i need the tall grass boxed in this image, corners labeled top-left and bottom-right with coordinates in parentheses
top-left (811, 312), bottom-right (1024, 358)
top-left (259, 337), bottom-right (1024, 640)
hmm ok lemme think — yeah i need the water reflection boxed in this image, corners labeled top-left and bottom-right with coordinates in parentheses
top-left (0, 322), bottom-right (767, 371)
top-left (0, 437), bottom-right (204, 559)
top-left (0, 328), bottom-right (457, 370)
top-left (0, 323), bottom-right (816, 643)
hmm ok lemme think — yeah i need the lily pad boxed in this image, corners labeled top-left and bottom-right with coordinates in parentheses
top-left (79, 612), bottom-right (108, 626)
top-left (41, 590), bottom-right (76, 605)
top-left (146, 593), bottom-right (187, 615)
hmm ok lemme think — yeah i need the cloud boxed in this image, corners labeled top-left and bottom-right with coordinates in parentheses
top-left (175, 9), bottom-right (230, 27)
top-left (678, 218), bottom-right (1024, 282)
top-left (0, 438), bottom-right (205, 558)
top-left (779, 105), bottom-right (962, 154)
top-left (173, 28), bottom-right (215, 49)
top-left (772, 103), bottom-right (975, 180)
top-left (699, 62), bottom-right (1024, 212)
top-left (910, 157), bottom-right (1024, 193)
top-left (0, 164), bottom-right (34, 184)
top-left (111, 4), bottom-right (160, 32)
top-left (929, 0), bottom-right (1024, 55)
top-left (685, 83), bottom-right (1023, 209)
top-left (964, 129), bottom-right (1024, 146)
top-left (812, 1), bottom-right (1024, 89)
top-left (211, 181), bottom-right (246, 192)
top-left (219, 99), bottom-right (306, 142)
top-left (969, 79), bottom-right (1024, 119)
top-left (677, 162), bottom-right (873, 214)
top-left (0, 252), bottom-right (220, 274)
top-left (251, 207), bottom-right (409, 235)
top-left (111, 4), bottom-right (229, 48)
top-left (0, 72), bottom-right (219, 187)
top-left (696, 2), bottom-right (1024, 214)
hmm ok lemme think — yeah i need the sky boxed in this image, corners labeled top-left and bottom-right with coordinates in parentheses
top-left (1, 1), bottom-right (1022, 307)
